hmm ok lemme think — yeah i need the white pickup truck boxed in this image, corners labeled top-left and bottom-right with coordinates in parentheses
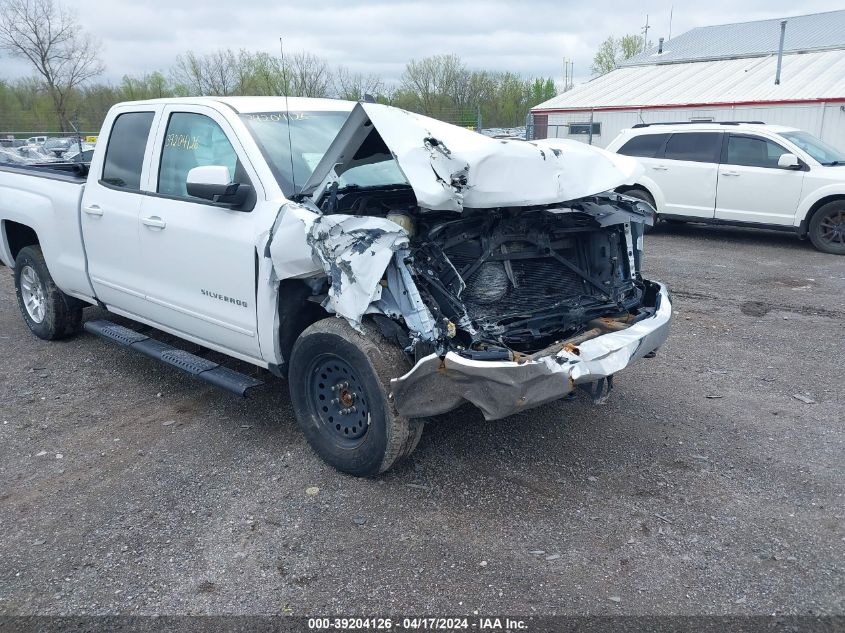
top-left (0, 97), bottom-right (671, 476)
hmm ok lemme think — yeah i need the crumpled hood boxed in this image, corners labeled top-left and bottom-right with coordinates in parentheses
top-left (300, 103), bottom-right (643, 212)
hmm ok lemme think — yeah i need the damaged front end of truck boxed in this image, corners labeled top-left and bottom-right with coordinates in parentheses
top-left (267, 103), bottom-right (672, 420)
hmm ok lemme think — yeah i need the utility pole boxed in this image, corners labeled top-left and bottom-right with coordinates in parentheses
top-left (642, 14), bottom-right (650, 53)
top-left (562, 58), bottom-right (567, 92)
top-left (668, 6), bottom-right (674, 41)
top-left (562, 58), bottom-right (573, 92)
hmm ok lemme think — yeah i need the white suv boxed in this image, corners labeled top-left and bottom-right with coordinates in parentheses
top-left (605, 122), bottom-right (845, 255)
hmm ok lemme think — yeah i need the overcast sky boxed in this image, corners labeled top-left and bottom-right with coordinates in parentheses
top-left (2, 0), bottom-right (844, 87)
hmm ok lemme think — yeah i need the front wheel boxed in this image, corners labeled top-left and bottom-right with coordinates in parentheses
top-left (14, 245), bottom-right (83, 340)
top-left (808, 202), bottom-right (845, 255)
top-left (288, 318), bottom-right (424, 476)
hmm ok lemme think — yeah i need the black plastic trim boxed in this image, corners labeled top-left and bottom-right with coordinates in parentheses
top-left (632, 121), bottom-right (765, 128)
top-left (659, 214), bottom-right (800, 233)
top-left (0, 163), bottom-right (87, 184)
top-left (83, 319), bottom-right (263, 397)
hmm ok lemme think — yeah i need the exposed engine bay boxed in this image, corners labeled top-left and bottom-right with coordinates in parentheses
top-left (304, 183), bottom-right (654, 363)
top-left (263, 102), bottom-right (669, 420)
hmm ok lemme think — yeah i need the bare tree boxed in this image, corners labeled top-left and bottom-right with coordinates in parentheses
top-left (171, 49), bottom-right (240, 96)
top-left (401, 54), bottom-right (465, 114)
top-left (334, 66), bottom-right (384, 101)
top-left (171, 51), bottom-right (205, 95)
top-left (288, 52), bottom-right (331, 98)
top-left (0, 0), bottom-right (104, 131)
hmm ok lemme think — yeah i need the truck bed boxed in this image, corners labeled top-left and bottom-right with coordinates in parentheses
top-left (0, 163), bottom-right (93, 299)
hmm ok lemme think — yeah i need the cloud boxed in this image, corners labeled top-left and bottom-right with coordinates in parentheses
top-left (2, 0), bottom-right (842, 86)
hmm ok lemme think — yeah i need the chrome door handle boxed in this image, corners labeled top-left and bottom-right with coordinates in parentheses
top-left (141, 216), bottom-right (166, 229)
top-left (83, 204), bottom-right (103, 216)
top-left (722, 171), bottom-right (740, 177)
top-left (651, 165), bottom-right (668, 171)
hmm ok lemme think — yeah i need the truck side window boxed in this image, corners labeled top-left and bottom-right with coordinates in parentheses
top-left (664, 132), bottom-right (722, 163)
top-left (158, 113), bottom-right (248, 199)
top-left (725, 135), bottom-right (789, 168)
top-left (101, 112), bottom-right (155, 190)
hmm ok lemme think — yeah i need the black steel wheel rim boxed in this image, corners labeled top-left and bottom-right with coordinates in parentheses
top-left (818, 209), bottom-right (845, 246)
top-left (307, 353), bottom-right (370, 447)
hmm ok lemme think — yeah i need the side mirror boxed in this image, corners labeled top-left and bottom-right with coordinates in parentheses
top-left (186, 165), bottom-right (252, 207)
top-left (777, 153), bottom-right (801, 169)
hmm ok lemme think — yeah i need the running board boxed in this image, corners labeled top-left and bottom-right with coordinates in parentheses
top-left (83, 319), bottom-right (264, 397)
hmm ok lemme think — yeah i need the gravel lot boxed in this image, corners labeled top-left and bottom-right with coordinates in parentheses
top-left (0, 224), bottom-right (842, 616)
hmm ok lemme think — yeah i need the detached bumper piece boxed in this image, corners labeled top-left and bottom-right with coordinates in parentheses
top-left (83, 319), bottom-right (264, 397)
top-left (390, 282), bottom-right (671, 420)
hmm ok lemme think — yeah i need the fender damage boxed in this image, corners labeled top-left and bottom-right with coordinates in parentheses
top-left (267, 103), bottom-right (671, 419)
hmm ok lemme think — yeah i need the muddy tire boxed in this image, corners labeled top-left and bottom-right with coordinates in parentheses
top-left (624, 188), bottom-right (658, 233)
top-left (14, 245), bottom-right (83, 340)
top-left (808, 201), bottom-right (845, 255)
top-left (288, 317), bottom-right (424, 476)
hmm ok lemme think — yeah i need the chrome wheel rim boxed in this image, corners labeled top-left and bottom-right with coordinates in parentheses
top-left (20, 265), bottom-right (46, 323)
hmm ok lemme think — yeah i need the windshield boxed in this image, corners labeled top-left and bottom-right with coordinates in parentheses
top-left (241, 111), bottom-right (407, 195)
top-left (779, 131), bottom-right (845, 166)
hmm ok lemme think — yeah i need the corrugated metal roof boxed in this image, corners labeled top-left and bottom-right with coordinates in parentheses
top-left (623, 10), bottom-right (845, 66)
top-left (533, 49), bottom-right (845, 112)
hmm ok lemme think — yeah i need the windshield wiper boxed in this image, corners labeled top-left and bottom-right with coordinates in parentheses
top-left (823, 161), bottom-right (845, 166)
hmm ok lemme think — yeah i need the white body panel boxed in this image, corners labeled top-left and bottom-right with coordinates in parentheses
top-left (646, 157), bottom-right (717, 219)
top-left (714, 164), bottom-right (805, 225)
top-left (132, 102), bottom-right (273, 360)
top-left (303, 103), bottom-right (642, 212)
top-left (81, 104), bottom-right (163, 314)
top-left (0, 170), bottom-right (94, 300)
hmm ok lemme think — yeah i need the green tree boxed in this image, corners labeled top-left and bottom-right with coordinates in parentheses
top-left (591, 34), bottom-right (651, 76)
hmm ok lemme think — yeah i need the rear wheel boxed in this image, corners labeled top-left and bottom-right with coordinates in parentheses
top-left (808, 201), bottom-right (845, 255)
top-left (14, 245), bottom-right (83, 340)
top-left (624, 188), bottom-right (658, 233)
top-left (288, 318), bottom-right (424, 476)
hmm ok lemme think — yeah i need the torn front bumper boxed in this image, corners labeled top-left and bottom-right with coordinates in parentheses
top-left (390, 282), bottom-right (672, 420)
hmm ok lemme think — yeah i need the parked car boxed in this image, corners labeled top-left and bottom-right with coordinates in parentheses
top-left (41, 137), bottom-right (76, 157)
top-left (605, 122), bottom-right (845, 255)
top-left (0, 97), bottom-right (671, 475)
top-left (16, 144), bottom-right (55, 162)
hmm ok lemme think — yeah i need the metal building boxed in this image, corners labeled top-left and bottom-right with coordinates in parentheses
top-left (530, 10), bottom-right (845, 149)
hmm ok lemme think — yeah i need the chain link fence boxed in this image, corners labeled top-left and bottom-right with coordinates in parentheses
top-left (423, 106), bottom-right (483, 131)
top-left (527, 110), bottom-right (600, 144)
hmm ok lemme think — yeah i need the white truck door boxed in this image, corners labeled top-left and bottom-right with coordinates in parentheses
top-left (654, 132), bottom-right (722, 219)
top-left (715, 134), bottom-right (805, 225)
top-left (137, 106), bottom-right (263, 359)
top-left (80, 108), bottom-right (159, 316)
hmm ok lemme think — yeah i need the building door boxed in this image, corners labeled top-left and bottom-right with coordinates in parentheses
top-left (532, 114), bottom-right (548, 140)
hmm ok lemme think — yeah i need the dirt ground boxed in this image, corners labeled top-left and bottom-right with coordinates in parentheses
top-left (0, 223), bottom-right (842, 616)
